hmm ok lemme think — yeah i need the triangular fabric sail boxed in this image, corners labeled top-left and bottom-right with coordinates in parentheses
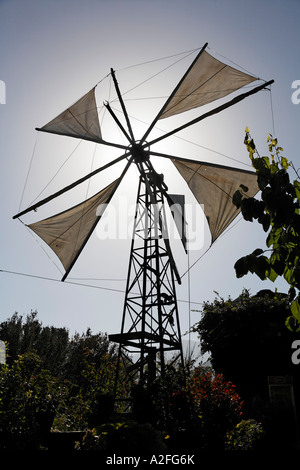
top-left (39, 88), bottom-right (102, 143)
top-left (171, 159), bottom-right (259, 243)
top-left (159, 50), bottom-right (257, 120)
top-left (28, 178), bottom-right (120, 276)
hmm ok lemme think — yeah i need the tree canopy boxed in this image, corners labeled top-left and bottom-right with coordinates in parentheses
top-left (0, 310), bottom-right (118, 384)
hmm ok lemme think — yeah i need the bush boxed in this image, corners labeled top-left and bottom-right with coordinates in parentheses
top-left (76, 421), bottom-right (167, 452)
top-left (134, 367), bottom-right (246, 452)
top-left (0, 353), bottom-right (61, 449)
top-left (225, 419), bottom-right (264, 450)
top-left (168, 369), bottom-right (244, 451)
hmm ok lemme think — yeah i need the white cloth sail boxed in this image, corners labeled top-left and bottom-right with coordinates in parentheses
top-left (159, 50), bottom-right (257, 120)
top-left (39, 88), bottom-right (102, 143)
top-left (28, 178), bottom-right (120, 275)
top-left (171, 158), bottom-right (259, 243)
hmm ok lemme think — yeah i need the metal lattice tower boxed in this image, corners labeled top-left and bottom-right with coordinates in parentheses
top-left (109, 146), bottom-right (185, 399)
top-left (13, 43), bottom-right (274, 412)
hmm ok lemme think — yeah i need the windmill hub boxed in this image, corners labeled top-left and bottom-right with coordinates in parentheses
top-left (130, 141), bottom-right (150, 163)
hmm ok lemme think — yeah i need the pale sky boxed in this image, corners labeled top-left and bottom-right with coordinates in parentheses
top-left (1, 0), bottom-right (300, 354)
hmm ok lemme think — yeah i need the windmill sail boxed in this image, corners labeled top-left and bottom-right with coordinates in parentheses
top-left (158, 50), bottom-right (257, 120)
top-left (37, 87), bottom-right (102, 143)
top-left (28, 178), bottom-right (120, 278)
top-left (171, 158), bottom-right (259, 243)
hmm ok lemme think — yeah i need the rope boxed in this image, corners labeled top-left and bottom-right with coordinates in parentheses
top-left (269, 85), bottom-right (276, 136)
top-left (186, 226), bottom-right (192, 360)
top-left (117, 47), bottom-right (201, 72)
top-left (207, 46), bottom-right (259, 78)
top-left (28, 138), bottom-right (84, 207)
top-left (0, 269), bottom-right (203, 306)
top-left (111, 48), bottom-right (198, 102)
top-left (24, 223), bottom-right (64, 276)
top-left (18, 133), bottom-right (39, 212)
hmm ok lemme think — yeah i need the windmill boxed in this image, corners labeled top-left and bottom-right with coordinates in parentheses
top-left (13, 43), bottom-right (273, 405)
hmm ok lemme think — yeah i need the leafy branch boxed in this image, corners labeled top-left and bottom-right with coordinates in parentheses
top-left (233, 129), bottom-right (300, 331)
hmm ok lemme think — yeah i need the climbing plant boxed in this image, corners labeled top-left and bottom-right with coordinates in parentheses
top-left (233, 129), bottom-right (300, 331)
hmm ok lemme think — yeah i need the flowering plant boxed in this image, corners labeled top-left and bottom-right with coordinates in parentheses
top-left (188, 370), bottom-right (243, 424)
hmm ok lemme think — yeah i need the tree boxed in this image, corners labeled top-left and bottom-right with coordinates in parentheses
top-left (0, 312), bottom-right (118, 384)
top-left (0, 311), bottom-right (69, 374)
top-left (233, 129), bottom-right (300, 331)
top-left (0, 353), bottom-right (62, 449)
top-left (0, 311), bottom-right (129, 431)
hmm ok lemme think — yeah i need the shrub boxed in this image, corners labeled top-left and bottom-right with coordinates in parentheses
top-left (183, 369), bottom-right (244, 450)
top-left (0, 353), bottom-right (61, 449)
top-left (76, 421), bottom-right (167, 452)
top-left (188, 369), bottom-right (243, 426)
top-left (225, 419), bottom-right (264, 450)
top-left (141, 367), bottom-right (246, 452)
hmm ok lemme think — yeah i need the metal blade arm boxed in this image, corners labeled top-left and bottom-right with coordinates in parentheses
top-left (140, 43), bottom-right (208, 144)
top-left (35, 127), bottom-right (129, 152)
top-left (111, 68), bottom-right (135, 142)
top-left (145, 79), bottom-right (274, 148)
top-left (149, 150), bottom-right (257, 176)
top-left (104, 101), bottom-right (133, 143)
top-left (61, 156), bottom-right (134, 281)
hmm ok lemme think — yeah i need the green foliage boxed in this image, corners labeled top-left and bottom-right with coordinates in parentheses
top-left (185, 369), bottom-right (244, 450)
top-left (55, 347), bottom-right (126, 431)
top-left (0, 311), bottom-right (69, 373)
top-left (0, 353), bottom-right (63, 449)
top-left (188, 369), bottom-right (243, 422)
top-left (134, 365), bottom-right (186, 428)
top-left (76, 421), bottom-right (167, 452)
top-left (0, 312), bottom-right (119, 386)
top-left (0, 312), bottom-right (128, 434)
top-left (225, 419), bottom-right (264, 450)
top-left (0, 312), bottom-right (268, 450)
top-left (79, 367), bottom-right (251, 452)
top-left (190, 289), bottom-right (295, 406)
top-left (191, 289), bottom-right (289, 353)
top-left (233, 130), bottom-right (300, 331)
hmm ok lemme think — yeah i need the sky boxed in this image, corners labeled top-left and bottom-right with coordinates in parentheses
top-left (1, 0), bottom-right (300, 359)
